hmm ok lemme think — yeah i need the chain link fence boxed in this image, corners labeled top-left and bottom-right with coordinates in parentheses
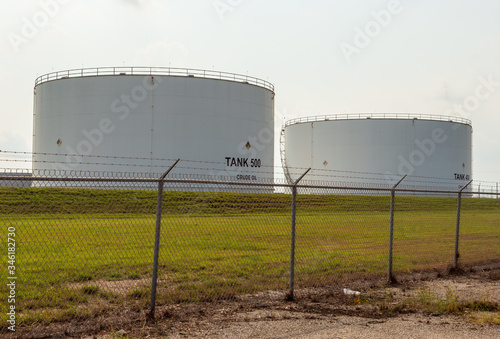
top-left (1, 166), bottom-right (499, 338)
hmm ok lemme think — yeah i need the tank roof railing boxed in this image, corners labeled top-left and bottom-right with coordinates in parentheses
top-left (285, 113), bottom-right (472, 127)
top-left (35, 66), bottom-right (274, 92)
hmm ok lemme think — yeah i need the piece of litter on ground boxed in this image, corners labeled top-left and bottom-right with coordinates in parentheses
top-left (343, 288), bottom-right (361, 296)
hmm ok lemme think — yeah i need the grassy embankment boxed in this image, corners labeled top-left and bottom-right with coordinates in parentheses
top-left (0, 187), bottom-right (499, 327)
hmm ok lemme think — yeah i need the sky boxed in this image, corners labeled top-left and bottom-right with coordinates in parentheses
top-left (1, 0), bottom-right (499, 183)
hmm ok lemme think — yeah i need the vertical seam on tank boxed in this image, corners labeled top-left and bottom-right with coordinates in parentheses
top-left (311, 122), bottom-right (314, 169)
top-left (33, 86), bottom-right (37, 161)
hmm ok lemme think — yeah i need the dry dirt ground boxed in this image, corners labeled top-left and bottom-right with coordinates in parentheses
top-left (18, 263), bottom-right (500, 339)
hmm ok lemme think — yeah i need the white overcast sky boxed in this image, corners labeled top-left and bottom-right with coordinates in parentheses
top-left (1, 0), bottom-right (499, 182)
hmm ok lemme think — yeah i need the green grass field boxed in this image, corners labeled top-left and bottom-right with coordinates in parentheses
top-left (0, 188), bottom-right (499, 329)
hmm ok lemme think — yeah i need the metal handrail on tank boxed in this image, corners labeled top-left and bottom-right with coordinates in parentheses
top-left (285, 113), bottom-right (472, 127)
top-left (34, 66), bottom-right (274, 92)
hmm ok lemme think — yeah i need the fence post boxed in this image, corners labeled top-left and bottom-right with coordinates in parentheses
top-left (148, 159), bottom-right (180, 321)
top-left (454, 180), bottom-right (473, 269)
top-left (287, 168), bottom-right (311, 301)
top-left (388, 175), bottom-right (406, 283)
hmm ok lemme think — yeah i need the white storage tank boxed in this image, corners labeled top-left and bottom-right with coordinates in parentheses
top-left (282, 114), bottom-right (472, 193)
top-left (32, 67), bottom-right (274, 185)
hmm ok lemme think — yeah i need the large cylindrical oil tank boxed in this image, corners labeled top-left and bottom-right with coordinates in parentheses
top-left (282, 114), bottom-right (472, 193)
top-left (33, 67), bottom-right (274, 185)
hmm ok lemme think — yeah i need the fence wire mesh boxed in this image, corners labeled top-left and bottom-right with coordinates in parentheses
top-left (392, 196), bottom-right (457, 273)
top-left (156, 183), bottom-right (292, 305)
top-left (1, 174), bottom-right (159, 338)
top-left (293, 186), bottom-right (391, 296)
top-left (0, 169), bottom-right (499, 338)
top-left (460, 197), bottom-right (500, 264)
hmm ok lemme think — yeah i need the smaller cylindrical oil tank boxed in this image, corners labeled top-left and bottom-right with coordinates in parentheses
top-left (282, 114), bottom-right (472, 193)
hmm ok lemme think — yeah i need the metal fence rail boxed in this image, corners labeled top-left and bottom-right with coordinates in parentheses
top-left (0, 170), bottom-right (499, 337)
